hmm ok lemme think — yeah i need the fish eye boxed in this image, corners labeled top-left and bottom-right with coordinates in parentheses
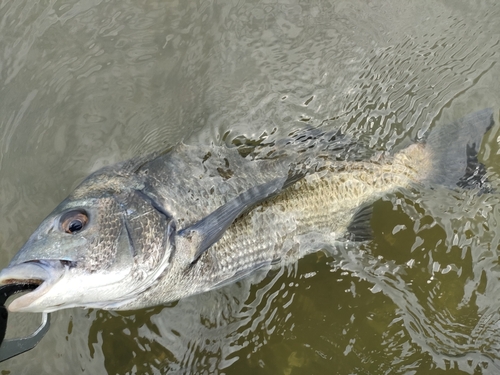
top-left (60, 210), bottom-right (89, 234)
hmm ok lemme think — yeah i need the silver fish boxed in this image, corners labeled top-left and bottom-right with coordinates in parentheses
top-left (0, 109), bottom-right (494, 312)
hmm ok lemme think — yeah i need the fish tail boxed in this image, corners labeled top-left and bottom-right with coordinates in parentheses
top-left (422, 108), bottom-right (495, 189)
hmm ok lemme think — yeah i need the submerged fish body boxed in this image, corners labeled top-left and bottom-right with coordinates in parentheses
top-left (0, 109), bottom-right (494, 312)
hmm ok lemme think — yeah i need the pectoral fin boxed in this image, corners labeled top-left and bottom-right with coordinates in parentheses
top-left (179, 177), bottom-right (287, 264)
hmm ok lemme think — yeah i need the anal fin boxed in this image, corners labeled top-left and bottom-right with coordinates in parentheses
top-left (346, 204), bottom-right (373, 241)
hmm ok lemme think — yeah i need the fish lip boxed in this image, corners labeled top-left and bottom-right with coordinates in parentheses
top-left (0, 260), bottom-right (65, 312)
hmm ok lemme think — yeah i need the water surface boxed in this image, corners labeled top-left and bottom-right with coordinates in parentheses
top-left (0, 1), bottom-right (500, 374)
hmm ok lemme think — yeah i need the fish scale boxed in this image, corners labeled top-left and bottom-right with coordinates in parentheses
top-left (181, 154), bottom-right (424, 286)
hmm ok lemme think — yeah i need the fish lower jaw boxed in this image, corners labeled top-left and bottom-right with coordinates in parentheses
top-left (0, 277), bottom-right (44, 287)
top-left (0, 260), bottom-right (64, 312)
top-left (5, 280), bottom-right (53, 312)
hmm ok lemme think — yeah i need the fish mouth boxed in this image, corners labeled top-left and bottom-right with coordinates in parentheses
top-left (0, 260), bottom-right (65, 312)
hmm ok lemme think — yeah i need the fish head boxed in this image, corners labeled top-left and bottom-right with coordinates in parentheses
top-left (0, 172), bottom-right (175, 313)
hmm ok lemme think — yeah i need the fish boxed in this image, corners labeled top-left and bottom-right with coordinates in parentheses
top-left (0, 109), bottom-right (494, 313)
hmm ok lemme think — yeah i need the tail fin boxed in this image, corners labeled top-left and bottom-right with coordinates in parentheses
top-left (424, 108), bottom-right (495, 189)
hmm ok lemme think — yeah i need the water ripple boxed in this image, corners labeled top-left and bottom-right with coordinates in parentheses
top-left (0, 1), bottom-right (499, 374)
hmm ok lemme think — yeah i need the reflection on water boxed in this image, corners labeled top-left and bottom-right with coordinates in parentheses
top-left (88, 267), bottom-right (296, 374)
top-left (0, 0), bottom-right (500, 374)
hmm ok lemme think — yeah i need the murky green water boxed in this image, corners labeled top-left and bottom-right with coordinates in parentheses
top-left (1, 0), bottom-right (500, 374)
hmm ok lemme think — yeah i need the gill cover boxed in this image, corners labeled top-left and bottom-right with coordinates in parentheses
top-left (113, 189), bottom-right (176, 302)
